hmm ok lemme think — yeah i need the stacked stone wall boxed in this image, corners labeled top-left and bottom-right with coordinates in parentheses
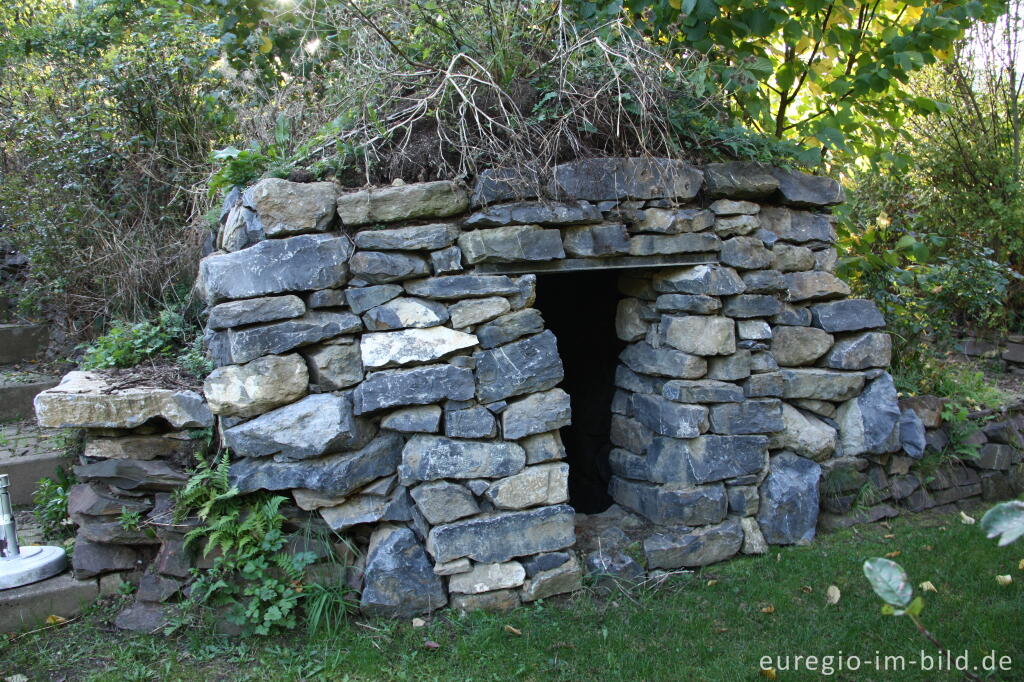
top-left (33, 156), bottom-right (1024, 622)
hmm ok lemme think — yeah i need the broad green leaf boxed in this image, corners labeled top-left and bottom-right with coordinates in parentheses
top-left (980, 501), bottom-right (1024, 547)
top-left (863, 557), bottom-right (913, 607)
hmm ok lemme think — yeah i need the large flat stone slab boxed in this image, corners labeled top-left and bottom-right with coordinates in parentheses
top-left (0, 573), bottom-right (98, 633)
top-left (34, 372), bottom-right (212, 429)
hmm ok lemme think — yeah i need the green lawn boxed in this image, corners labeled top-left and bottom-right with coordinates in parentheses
top-left (3, 506), bottom-right (1022, 681)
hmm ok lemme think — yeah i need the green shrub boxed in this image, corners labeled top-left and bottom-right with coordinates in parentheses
top-left (32, 468), bottom-right (76, 542)
top-left (79, 308), bottom-right (185, 370)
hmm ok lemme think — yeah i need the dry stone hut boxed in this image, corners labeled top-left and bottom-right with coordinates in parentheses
top-left (38, 157), bottom-right (940, 621)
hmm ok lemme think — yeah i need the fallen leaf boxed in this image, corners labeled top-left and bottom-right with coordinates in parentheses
top-left (706, 579), bottom-right (718, 587)
top-left (884, 534), bottom-right (896, 539)
top-left (800, 585), bottom-right (813, 594)
top-left (760, 667), bottom-right (778, 679)
top-left (760, 604), bottom-right (775, 614)
top-left (714, 627), bottom-right (728, 633)
top-left (922, 545), bottom-right (934, 551)
top-left (44, 615), bottom-right (67, 625)
top-left (504, 625), bottom-right (522, 636)
top-left (6, 675), bottom-right (29, 682)
top-left (826, 585), bottom-right (841, 605)
top-left (996, 575), bottom-right (1013, 586)
top-left (885, 550), bottom-right (902, 558)
top-left (881, 521), bottom-right (892, 530)
top-left (1018, 558), bottom-right (1024, 571)
top-left (424, 640), bottom-right (441, 650)
top-left (960, 511), bottom-right (976, 525)
top-left (411, 618), bottom-right (426, 628)
top-left (919, 581), bottom-right (937, 593)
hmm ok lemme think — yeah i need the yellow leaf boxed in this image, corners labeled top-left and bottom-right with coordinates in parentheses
top-left (920, 581), bottom-right (937, 593)
top-left (761, 604), bottom-right (775, 614)
top-left (808, 81), bottom-right (824, 96)
top-left (504, 625), bottom-right (522, 636)
top-left (960, 511), bottom-right (976, 525)
top-left (760, 667), bottom-right (778, 680)
top-left (796, 36), bottom-right (813, 53)
top-left (668, 0), bottom-right (681, 8)
top-left (811, 60), bottom-right (832, 76)
top-left (885, 550), bottom-right (901, 558)
top-left (259, 34), bottom-right (273, 54)
top-left (826, 585), bottom-right (841, 605)
top-left (801, 585), bottom-right (813, 593)
top-left (1018, 558), bottom-right (1024, 570)
top-left (706, 579), bottom-right (718, 587)
top-left (904, 5), bottom-right (923, 22)
top-left (996, 575), bottom-right (1013, 586)
top-left (411, 618), bottom-right (426, 628)
top-left (44, 615), bottom-right (67, 625)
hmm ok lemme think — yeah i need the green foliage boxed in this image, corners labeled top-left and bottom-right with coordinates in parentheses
top-left (980, 500), bottom-right (1024, 546)
top-left (32, 467), bottom-right (76, 541)
top-left (79, 307), bottom-right (185, 370)
top-left (583, 0), bottom-right (1005, 162)
top-left (174, 452), bottom-right (352, 636)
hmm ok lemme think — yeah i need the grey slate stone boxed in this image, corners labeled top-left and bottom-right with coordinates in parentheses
top-left (346, 284), bottom-right (404, 314)
top-left (242, 178), bottom-right (337, 236)
top-left (399, 435), bottom-right (525, 484)
top-left (757, 452), bottom-right (821, 545)
top-left (354, 223), bottom-right (459, 251)
top-left (769, 168), bottom-right (845, 207)
top-left (652, 264), bottom-right (745, 295)
top-left (302, 341), bottom-right (363, 390)
top-left (611, 414), bottom-right (655, 454)
top-left (619, 342), bottom-right (707, 379)
top-left (223, 393), bottom-right (375, 461)
top-left (198, 234), bottom-right (352, 303)
top-left (410, 481), bottom-right (480, 525)
top-left (427, 504), bottom-right (576, 563)
top-left (741, 270), bottom-right (786, 293)
top-left (612, 477), bottom-right (727, 526)
top-left (708, 399), bottom-right (784, 435)
top-left (362, 297), bottom-right (449, 331)
top-left (465, 200), bottom-right (602, 227)
top-left (445, 406), bottom-right (497, 439)
top-left (654, 294), bottom-right (721, 314)
top-left (562, 223), bottom-right (631, 257)
top-left (835, 372), bottom-right (901, 456)
top-left (458, 225), bottom-right (565, 263)
top-left (722, 294), bottom-right (783, 318)
top-left (821, 331), bottom-right (892, 370)
top-left (549, 158), bottom-right (703, 201)
top-left (631, 393), bottom-right (708, 439)
top-left (759, 206), bottom-right (836, 243)
top-left (703, 162), bottom-right (780, 199)
top-left (810, 299), bottom-right (886, 333)
top-left (381, 405), bottom-right (443, 433)
top-left (353, 364), bottom-right (475, 414)
top-left (773, 304), bottom-right (812, 326)
top-left (73, 459), bottom-right (187, 491)
top-left (663, 380), bottom-right (744, 403)
top-left (471, 167), bottom-right (542, 206)
top-left (771, 326), bottom-right (834, 366)
top-left (627, 232), bottom-right (721, 256)
top-left (227, 311), bottom-right (362, 364)
top-left (474, 330), bottom-right (564, 402)
top-left (780, 369), bottom-right (865, 401)
top-left (707, 350), bottom-right (752, 381)
top-left (307, 289), bottom-right (348, 309)
top-left (647, 434), bottom-right (767, 484)
top-left (643, 518), bottom-right (744, 569)
top-left (431, 246), bottom-right (463, 274)
top-left (360, 526), bottom-right (447, 618)
top-left (521, 431), bottom-right (567, 464)
top-left (900, 408), bottom-right (926, 459)
top-left (720, 236), bottom-right (774, 270)
top-left (523, 551), bottom-right (572, 578)
top-left (229, 432), bottom-right (404, 495)
top-left (615, 366), bottom-right (667, 395)
top-left (475, 309), bottom-right (545, 349)
top-left (405, 275), bottom-right (519, 300)
top-left (348, 251), bottom-right (430, 284)
top-left (337, 181), bottom-right (468, 225)
top-left (208, 295), bottom-right (306, 330)
top-left (502, 389), bottom-right (572, 440)
top-left (728, 486), bottom-right (760, 515)
top-left (744, 372), bottom-right (784, 397)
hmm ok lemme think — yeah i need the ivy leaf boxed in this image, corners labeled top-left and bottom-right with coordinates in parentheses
top-left (981, 501), bottom-right (1024, 547)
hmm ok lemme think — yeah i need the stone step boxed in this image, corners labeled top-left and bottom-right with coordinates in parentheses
top-left (0, 421), bottom-right (73, 506)
top-left (0, 572), bottom-right (98, 632)
top-left (0, 368), bottom-right (60, 422)
top-left (0, 323), bottom-right (48, 364)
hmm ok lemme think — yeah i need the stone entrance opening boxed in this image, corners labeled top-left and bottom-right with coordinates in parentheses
top-left (535, 270), bottom-right (624, 513)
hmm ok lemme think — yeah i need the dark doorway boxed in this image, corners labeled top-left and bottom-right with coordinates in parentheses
top-left (535, 270), bottom-right (626, 513)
